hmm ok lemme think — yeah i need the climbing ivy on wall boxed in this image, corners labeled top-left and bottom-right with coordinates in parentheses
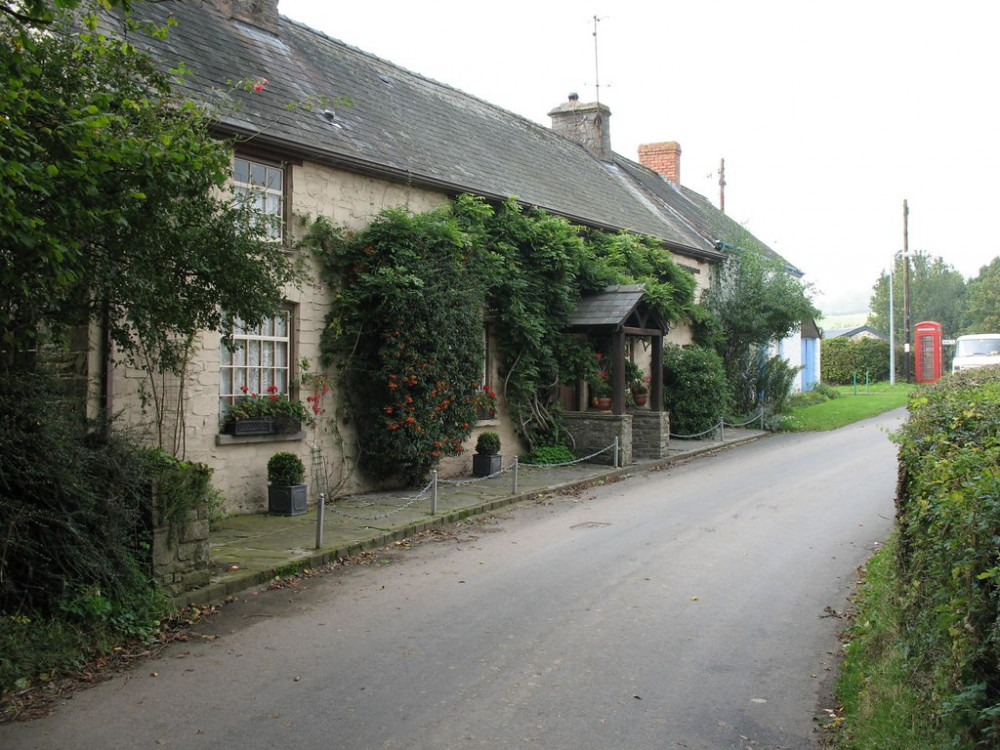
top-left (306, 201), bottom-right (494, 484)
top-left (306, 195), bottom-right (698, 480)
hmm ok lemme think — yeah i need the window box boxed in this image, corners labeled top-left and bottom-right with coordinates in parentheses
top-left (222, 416), bottom-right (302, 436)
top-left (224, 417), bottom-right (274, 436)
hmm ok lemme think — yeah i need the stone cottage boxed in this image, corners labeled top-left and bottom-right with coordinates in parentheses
top-left (87, 0), bottom-right (810, 512)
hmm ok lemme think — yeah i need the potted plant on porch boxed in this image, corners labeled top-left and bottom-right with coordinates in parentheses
top-left (266, 451), bottom-right (307, 516)
top-left (589, 352), bottom-right (613, 410)
top-left (630, 377), bottom-right (649, 407)
top-left (472, 431), bottom-right (503, 477)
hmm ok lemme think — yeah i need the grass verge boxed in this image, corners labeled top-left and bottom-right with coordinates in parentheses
top-left (830, 536), bottom-right (951, 748)
top-left (779, 383), bottom-right (914, 431)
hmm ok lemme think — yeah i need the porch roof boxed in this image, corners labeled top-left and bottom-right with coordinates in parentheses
top-left (567, 284), bottom-right (667, 335)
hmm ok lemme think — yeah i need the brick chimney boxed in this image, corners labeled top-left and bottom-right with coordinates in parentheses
top-left (548, 93), bottom-right (613, 162)
top-left (638, 141), bottom-right (682, 185)
top-left (213, 0), bottom-right (279, 34)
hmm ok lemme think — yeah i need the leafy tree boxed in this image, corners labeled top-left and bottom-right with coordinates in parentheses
top-left (0, 8), bottom-right (297, 374)
top-left (867, 252), bottom-right (967, 341)
top-left (0, 0), bottom-right (131, 27)
top-left (701, 235), bottom-right (817, 414)
top-left (963, 257), bottom-right (1000, 333)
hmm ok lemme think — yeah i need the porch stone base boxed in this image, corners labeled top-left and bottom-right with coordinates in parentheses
top-left (630, 409), bottom-right (670, 459)
top-left (561, 411), bottom-right (633, 466)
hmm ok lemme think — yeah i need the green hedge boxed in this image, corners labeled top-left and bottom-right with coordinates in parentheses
top-left (821, 336), bottom-right (890, 384)
top-left (894, 368), bottom-right (1000, 744)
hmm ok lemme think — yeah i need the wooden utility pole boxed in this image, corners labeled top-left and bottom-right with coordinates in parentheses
top-left (718, 158), bottom-right (726, 213)
top-left (903, 199), bottom-right (912, 382)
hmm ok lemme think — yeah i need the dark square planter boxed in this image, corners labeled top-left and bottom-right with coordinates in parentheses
top-left (268, 484), bottom-right (308, 516)
top-left (271, 416), bottom-right (302, 434)
top-left (472, 453), bottom-right (503, 478)
top-left (225, 417), bottom-right (274, 435)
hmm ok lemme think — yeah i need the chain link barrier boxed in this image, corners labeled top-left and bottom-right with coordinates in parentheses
top-left (669, 407), bottom-right (765, 440)
top-left (516, 440), bottom-right (619, 469)
top-left (323, 475), bottom-right (436, 522)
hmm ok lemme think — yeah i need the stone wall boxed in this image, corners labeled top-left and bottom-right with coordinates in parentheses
top-left (561, 411), bottom-right (632, 466)
top-left (630, 409), bottom-right (670, 459)
top-left (152, 499), bottom-right (211, 596)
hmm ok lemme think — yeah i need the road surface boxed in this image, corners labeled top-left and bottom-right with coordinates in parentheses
top-left (0, 409), bottom-right (903, 749)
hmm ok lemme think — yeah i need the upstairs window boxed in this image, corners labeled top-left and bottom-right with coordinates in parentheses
top-left (233, 155), bottom-right (284, 241)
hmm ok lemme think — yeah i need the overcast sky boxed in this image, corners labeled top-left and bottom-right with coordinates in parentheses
top-left (279, 0), bottom-right (999, 318)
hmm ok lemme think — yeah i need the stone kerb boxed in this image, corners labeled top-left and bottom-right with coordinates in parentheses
top-left (561, 411), bottom-right (633, 466)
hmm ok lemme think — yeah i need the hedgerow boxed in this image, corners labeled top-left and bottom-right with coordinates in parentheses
top-left (893, 366), bottom-right (1000, 744)
top-left (821, 337), bottom-right (890, 384)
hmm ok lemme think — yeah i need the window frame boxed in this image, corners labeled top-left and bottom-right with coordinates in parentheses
top-left (232, 151), bottom-right (292, 245)
top-left (219, 306), bottom-right (297, 424)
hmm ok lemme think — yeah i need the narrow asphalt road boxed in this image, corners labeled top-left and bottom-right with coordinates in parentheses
top-left (1, 409), bottom-right (904, 749)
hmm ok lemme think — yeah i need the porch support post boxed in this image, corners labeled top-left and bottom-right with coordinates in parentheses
top-left (613, 328), bottom-right (627, 415)
top-left (651, 333), bottom-right (664, 412)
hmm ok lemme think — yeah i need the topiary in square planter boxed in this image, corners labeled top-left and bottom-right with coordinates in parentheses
top-left (472, 453), bottom-right (502, 477)
top-left (267, 484), bottom-right (307, 516)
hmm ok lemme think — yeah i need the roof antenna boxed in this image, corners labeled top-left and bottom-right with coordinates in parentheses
top-left (592, 14), bottom-right (602, 104)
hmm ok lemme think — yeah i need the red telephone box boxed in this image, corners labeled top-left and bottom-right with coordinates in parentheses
top-left (914, 321), bottom-right (942, 383)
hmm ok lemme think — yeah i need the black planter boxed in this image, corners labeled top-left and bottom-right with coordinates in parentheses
top-left (472, 453), bottom-right (503, 478)
top-left (226, 417), bottom-right (274, 435)
top-left (271, 416), bottom-right (302, 434)
top-left (268, 484), bottom-right (307, 516)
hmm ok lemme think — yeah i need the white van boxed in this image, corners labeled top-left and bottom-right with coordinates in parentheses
top-left (952, 334), bottom-right (1000, 371)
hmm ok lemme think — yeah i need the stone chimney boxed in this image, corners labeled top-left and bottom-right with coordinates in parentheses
top-left (638, 141), bottom-right (682, 185)
top-left (548, 93), bottom-right (613, 162)
top-left (213, 0), bottom-right (279, 34)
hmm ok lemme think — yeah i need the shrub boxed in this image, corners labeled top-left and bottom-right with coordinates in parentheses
top-left (893, 367), bottom-right (1000, 744)
top-left (308, 205), bottom-right (492, 484)
top-left (661, 344), bottom-right (728, 436)
top-left (811, 381), bottom-right (839, 400)
top-left (0, 372), bottom-right (177, 695)
top-left (522, 445), bottom-right (576, 465)
top-left (267, 452), bottom-right (305, 485)
top-left (474, 431), bottom-right (501, 455)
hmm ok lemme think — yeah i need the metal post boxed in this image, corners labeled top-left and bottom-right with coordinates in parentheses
top-left (512, 456), bottom-right (519, 495)
top-left (613, 436), bottom-right (619, 468)
top-left (431, 470), bottom-right (438, 516)
top-left (315, 492), bottom-right (325, 550)
top-left (889, 255), bottom-right (896, 386)
top-left (902, 200), bottom-right (911, 383)
top-left (719, 418), bottom-right (725, 443)
top-left (759, 408), bottom-right (764, 431)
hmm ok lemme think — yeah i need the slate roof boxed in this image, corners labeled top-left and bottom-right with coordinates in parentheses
top-left (567, 285), bottom-right (649, 329)
top-left (612, 157), bottom-right (803, 276)
top-left (107, 3), bottom-right (722, 262)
